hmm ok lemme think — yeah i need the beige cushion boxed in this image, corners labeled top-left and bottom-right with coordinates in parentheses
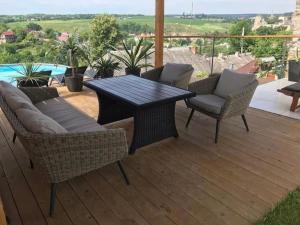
top-left (159, 63), bottom-right (193, 83)
top-left (5, 95), bottom-right (39, 112)
top-left (189, 94), bottom-right (226, 114)
top-left (35, 97), bottom-right (106, 133)
top-left (16, 108), bottom-right (67, 134)
top-left (214, 69), bottom-right (256, 98)
top-left (0, 81), bottom-right (32, 102)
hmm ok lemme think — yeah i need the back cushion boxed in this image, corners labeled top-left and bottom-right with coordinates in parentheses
top-left (160, 63), bottom-right (193, 82)
top-left (16, 108), bottom-right (67, 134)
top-left (214, 69), bottom-right (256, 98)
top-left (5, 95), bottom-right (39, 112)
top-left (0, 81), bottom-right (32, 102)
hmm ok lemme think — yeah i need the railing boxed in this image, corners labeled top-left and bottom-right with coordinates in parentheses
top-left (143, 34), bottom-right (300, 79)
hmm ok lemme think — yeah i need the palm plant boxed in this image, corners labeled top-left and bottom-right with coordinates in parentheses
top-left (93, 55), bottom-right (121, 79)
top-left (51, 33), bottom-right (86, 77)
top-left (9, 63), bottom-right (50, 87)
top-left (111, 39), bottom-right (154, 76)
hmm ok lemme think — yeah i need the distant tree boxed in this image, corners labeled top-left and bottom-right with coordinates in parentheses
top-left (45, 28), bottom-right (56, 39)
top-left (0, 23), bottom-right (8, 33)
top-left (90, 14), bottom-right (121, 56)
top-left (255, 26), bottom-right (287, 35)
top-left (26, 22), bottom-right (42, 31)
top-left (250, 30), bottom-right (292, 60)
top-left (14, 27), bottom-right (27, 42)
top-left (229, 19), bottom-right (254, 53)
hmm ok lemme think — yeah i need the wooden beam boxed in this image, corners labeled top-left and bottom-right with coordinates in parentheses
top-left (155, 0), bottom-right (164, 68)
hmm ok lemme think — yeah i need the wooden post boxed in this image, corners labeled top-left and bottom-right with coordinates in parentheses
top-left (155, 0), bottom-right (164, 68)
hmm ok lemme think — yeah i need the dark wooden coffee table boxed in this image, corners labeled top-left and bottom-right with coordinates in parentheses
top-left (278, 83), bottom-right (300, 112)
top-left (84, 75), bottom-right (195, 154)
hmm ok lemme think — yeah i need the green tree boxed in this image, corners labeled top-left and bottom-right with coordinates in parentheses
top-left (229, 19), bottom-right (254, 53)
top-left (26, 22), bottom-right (42, 31)
top-left (45, 28), bottom-right (57, 39)
top-left (14, 27), bottom-right (27, 42)
top-left (90, 14), bottom-right (121, 56)
top-left (0, 23), bottom-right (8, 33)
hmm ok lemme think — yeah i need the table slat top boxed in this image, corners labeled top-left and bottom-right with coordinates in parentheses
top-left (84, 75), bottom-right (195, 107)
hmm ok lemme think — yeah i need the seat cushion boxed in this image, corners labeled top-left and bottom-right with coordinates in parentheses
top-left (5, 94), bottom-right (39, 112)
top-left (35, 97), bottom-right (106, 133)
top-left (15, 108), bottom-right (67, 134)
top-left (189, 94), bottom-right (226, 114)
top-left (0, 81), bottom-right (32, 102)
top-left (214, 69), bottom-right (256, 98)
top-left (159, 63), bottom-right (193, 83)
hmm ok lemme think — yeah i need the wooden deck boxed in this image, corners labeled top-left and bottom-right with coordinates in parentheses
top-left (1, 86), bottom-right (300, 225)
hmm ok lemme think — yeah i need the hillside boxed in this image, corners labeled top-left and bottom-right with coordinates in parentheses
top-left (7, 16), bottom-right (232, 34)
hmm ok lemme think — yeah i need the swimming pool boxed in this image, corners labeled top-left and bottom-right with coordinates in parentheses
top-left (0, 64), bottom-right (67, 85)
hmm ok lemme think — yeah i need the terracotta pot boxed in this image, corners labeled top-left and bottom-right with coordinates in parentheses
top-left (266, 72), bottom-right (276, 81)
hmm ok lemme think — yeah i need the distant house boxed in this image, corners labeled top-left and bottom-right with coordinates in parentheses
top-left (57, 32), bottom-right (70, 42)
top-left (0, 31), bottom-right (16, 44)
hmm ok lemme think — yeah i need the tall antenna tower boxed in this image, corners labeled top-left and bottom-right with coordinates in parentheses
top-left (191, 0), bottom-right (194, 17)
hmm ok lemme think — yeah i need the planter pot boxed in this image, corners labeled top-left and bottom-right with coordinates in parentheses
top-left (65, 76), bottom-right (83, 92)
top-left (266, 72), bottom-right (276, 81)
top-left (96, 69), bottom-right (114, 79)
top-left (288, 60), bottom-right (300, 82)
top-left (125, 67), bottom-right (141, 76)
top-left (17, 80), bottom-right (40, 87)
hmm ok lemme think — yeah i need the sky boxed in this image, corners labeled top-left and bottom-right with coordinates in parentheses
top-left (0, 0), bottom-right (296, 15)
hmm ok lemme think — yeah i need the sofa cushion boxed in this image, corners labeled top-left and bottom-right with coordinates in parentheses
top-left (214, 69), bottom-right (256, 98)
top-left (189, 94), bottom-right (226, 114)
top-left (35, 97), bottom-right (106, 133)
top-left (16, 108), bottom-right (67, 134)
top-left (5, 95), bottom-right (39, 112)
top-left (160, 63), bottom-right (193, 83)
top-left (0, 81), bottom-right (32, 102)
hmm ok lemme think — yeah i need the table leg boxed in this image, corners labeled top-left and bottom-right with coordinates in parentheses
top-left (96, 93), bottom-right (133, 125)
top-left (290, 95), bottom-right (299, 112)
top-left (130, 102), bottom-right (178, 154)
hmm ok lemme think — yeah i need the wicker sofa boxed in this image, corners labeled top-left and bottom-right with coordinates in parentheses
top-left (0, 81), bottom-right (129, 216)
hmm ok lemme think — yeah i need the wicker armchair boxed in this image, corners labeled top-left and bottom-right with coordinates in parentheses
top-left (141, 63), bottom-right (194, 89)
top-left (186, 70), bottom-right (259, 143)
top-left (0, 86), bottom-right (129, 216)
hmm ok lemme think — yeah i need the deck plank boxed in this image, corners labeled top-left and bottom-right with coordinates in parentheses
top-left (0, 86), bottom-right (300, 225)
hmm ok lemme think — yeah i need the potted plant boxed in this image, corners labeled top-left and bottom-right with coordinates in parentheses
top-left (111, 39), bottom-right (154, 76)
top-left (10, 63), bottom-right (51, 87)
top-left (56, 33), bottom-right (86, 92)
top-left (93, 55), bottom-right (121, 79)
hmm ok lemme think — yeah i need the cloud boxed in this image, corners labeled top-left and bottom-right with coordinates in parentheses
top-left (0, 0), bottom-right (296, 15)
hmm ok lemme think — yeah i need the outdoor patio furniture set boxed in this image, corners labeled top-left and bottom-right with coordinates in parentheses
top-left (0, 63), bottom-right (258, 216)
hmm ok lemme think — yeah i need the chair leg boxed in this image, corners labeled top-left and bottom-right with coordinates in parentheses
top-left (117, 161), bottom-right (130, 185)
top-left (12, 132), bottom-right (16, 143)
top-left (29, 160), bottom-right (34, 170)
top-left (215, 120), bottom-right (220, 144)
top-left (49, 183), bottom-right (57, 217)
top-left (241, 115), bottom-right (249, 132)
top-left (186, 109), bottom-right (195, 128)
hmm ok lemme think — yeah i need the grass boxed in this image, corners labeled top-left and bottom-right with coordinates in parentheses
top-left (7, 16), bottom-right (232, 34)
top-left (253, 188), bottom-right (300, 225)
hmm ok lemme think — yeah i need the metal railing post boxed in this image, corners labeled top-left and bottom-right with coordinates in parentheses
top-left (280, 38), bottom-right (288, 79)
top-left (210, 37), bottom-right (216, 75)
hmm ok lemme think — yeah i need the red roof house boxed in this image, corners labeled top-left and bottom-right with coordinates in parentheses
top-left (0, 31), bottom-right (16, 43)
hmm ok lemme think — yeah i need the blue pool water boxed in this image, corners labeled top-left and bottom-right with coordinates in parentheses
top-left (0, 64), bottom-right (67, 85)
